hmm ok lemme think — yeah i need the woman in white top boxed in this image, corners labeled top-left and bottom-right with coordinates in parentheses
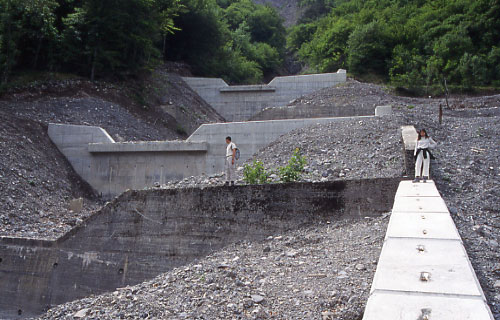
top-left (413, 129), bottom-right (437, 183)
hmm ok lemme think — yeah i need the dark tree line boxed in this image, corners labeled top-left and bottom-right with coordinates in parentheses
top-left (3, 0), bottom-right (498, 89)
top-left (0, 0), bottom-right (286, 85)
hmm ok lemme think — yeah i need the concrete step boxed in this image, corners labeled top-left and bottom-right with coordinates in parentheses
top-left (364, 292), bottom-right (493, 320)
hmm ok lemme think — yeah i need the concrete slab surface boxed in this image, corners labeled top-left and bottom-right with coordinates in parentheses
top-left (386, 211), bottom-right (461, 240)
top-left (395, 180), bottom-right (441, 198)
top-left (372, 238), bottom-right (483, 297)
top-left (402, 125), bottom-right (418, 150)
top-left (375, 105), bottom-right (393, 116)
top-left (392, 196), bottom-right (449, 213)
top-left (363, 292), bottom-right (493, 320)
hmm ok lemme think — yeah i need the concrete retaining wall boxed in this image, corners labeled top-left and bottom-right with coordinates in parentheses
top-left (49, 115), bottom-right (375, 199)
top-left (48, 124), bottom-right (209, 198)
top-left (0, 178), bottom-right (399, 319)
top-left (249, 102), bottom-right (374, 121)
top-left (363, 180), bottom-right (494, 319)
top-left (182, 71), bottom-right (347, 122)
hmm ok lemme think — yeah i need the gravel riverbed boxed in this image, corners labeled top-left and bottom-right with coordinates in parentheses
top-left (9, 80), bottom-right (499, 319)
top-left (37, 216), bottom-right (389, 320)
top-left (142, 83), bottom-right (500, 318)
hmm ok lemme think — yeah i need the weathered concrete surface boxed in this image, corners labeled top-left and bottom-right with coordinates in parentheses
top-left (364, 293), bottom-right (493, 320)
top-left (249, 102), bottom-right (375, 121)
top-left (0, 178), bottom-right (399, 319)
top-left (49, 116), bottom-right (376, 198)
top-left (402, 125), bottom-right (418, 176)
top-left (374, 105), bottom-right (393, 117)
top-left (363, 180), bottom-right (494, 320)
top-left (49, 124), bottom-right (209, 198)
top-left (182, 71), bottom-right (347, 122)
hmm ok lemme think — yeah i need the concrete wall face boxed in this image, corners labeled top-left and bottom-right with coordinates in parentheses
top-left (182, 72), bottom-right (347, 122)
top-left (48, 124), bottom-right (209, 198)
top-left (0, 179), bottom-right (399, 319)
top-left (49, 116), bottom-right (375, 198)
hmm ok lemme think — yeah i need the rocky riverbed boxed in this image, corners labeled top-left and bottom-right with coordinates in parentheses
top-left (148, 83), bottom-right (500, 318)
top-left (8, 79), bottom-right (499, 319)
top-left (37, 216), bottom-right (389, 320)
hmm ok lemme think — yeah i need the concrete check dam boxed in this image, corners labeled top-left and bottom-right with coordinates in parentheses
top-left (0, 178), bottom-right (399, 319)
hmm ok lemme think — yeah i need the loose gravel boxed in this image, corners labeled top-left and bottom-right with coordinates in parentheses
top-left (140, 81), bottom-right (500, 319)
top-left (3, 79), bottom-right (497, 319)
top-left (37, 216), bottom-right (389, 320)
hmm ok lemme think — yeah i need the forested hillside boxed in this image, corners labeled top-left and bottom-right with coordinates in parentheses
top-left (1, 0), bottom-right (499, 89)
top-left (0, 0), bottom-right (286, 86)
top-left (289, 0), bottom-right (500, 90)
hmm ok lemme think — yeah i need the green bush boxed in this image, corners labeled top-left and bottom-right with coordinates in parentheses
top-left (278, 148), bottom-right (307, 183)
top-left (243, 160), bottom-right (269, 184)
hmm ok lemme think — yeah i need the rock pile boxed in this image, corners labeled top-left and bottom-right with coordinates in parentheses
top-left (151, 87), bottom-right (500, 318)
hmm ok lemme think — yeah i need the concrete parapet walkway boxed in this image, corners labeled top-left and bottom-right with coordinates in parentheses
top-left (363, 180), bottom-right (494, 319)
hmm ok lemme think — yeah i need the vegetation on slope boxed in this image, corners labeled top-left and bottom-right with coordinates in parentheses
top-left (1, 0), bottom-right (499, 91)
top-left (0, 0), bottom-right (286, 86)
top-left (289, 0), bottom-right (500, 91)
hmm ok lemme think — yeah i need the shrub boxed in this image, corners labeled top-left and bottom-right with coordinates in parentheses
top-left (278, 148), bottom-right (307, 183)
top-left (243, 160), bottom-right (269, 184)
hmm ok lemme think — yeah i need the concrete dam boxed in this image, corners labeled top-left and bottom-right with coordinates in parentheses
top-left (0, 178), bottom-right (399, 319)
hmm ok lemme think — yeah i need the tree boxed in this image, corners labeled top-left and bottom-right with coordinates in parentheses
top-left (347, 21), bottom-right (392, 76)
top-left (389, 45), bottom-right (425, 89)
top-left (74, 0), bottom-right (162, 80)
top-left (0, 0), bottom-right (58, 83)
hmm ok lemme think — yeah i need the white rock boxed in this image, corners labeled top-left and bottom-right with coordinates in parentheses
top-left (73, 308), bottom-right (89, 318)
top-left (251, 294), bottom-right (265, 303)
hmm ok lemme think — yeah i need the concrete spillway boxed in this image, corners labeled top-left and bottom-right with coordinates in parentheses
top-left (0, 178), bottom-right (399, 319)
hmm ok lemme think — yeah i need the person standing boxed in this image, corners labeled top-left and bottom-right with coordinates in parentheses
top-left (413, 129), bottom-right (437, 183)
top-left (225, 136), bottom-right (237, 186)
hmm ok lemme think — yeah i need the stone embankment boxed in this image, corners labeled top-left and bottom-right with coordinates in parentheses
top-left (0, 69), bottom-right (224, 240)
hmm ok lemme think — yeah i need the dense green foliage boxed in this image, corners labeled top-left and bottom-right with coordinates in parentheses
top-left (243, 149), bottom-right (307, 184)
top-left (0, 0), bottom-right (285, 84)
top-left (291, 0), bottom-right (500, 89)
top-left (163, 0), bottom-right (285, 83)
top-left (243, 159), bottom-right (270, 184)
top-left (2, 0), bottom-right (498, 89)
top-left (277, 148), bottom-right (307, 183)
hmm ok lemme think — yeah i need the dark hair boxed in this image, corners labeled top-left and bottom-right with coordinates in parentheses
top-left (417, 129), bottom-right (429, 140)
top-left (226, 136), bottom-right (231, 141)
